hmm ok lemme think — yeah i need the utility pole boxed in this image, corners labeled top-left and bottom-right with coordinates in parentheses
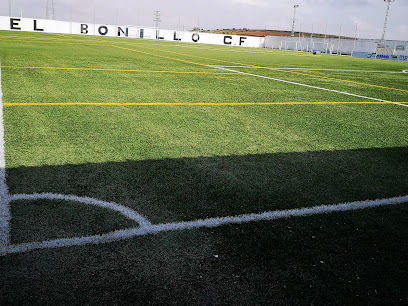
top-left (46, 0), bottom-right (55, 20)
top-left (337, 23), bottom-right (342, 55)
top-left (291, 5), bottom-right (299, 37)
top-left (381, 0), bottom-right (395, 42)
top-left (153, 11), bottom-right (161, 39)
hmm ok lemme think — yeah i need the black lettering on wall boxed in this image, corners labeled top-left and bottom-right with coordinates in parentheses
top-left (224, 36), bottom-right (232, 45)
top-left (98, 26), bottom-right (108, 35)
top-left (117, 27), bottom-right (125, 36)
top-left (155, 30), bottom-right (164, 40)
top-left (192, 33), bottom-right (200, 43)
top-left (173, 31), bottom-right (181, 41)
top-left (34, 20), bottom-right (44, 31)
top-left (81, 24), bottom-right (89, 34)
top-left (10, 18), bottom-right (21, 30)
top-left (239, 37), bottom-right (247, 46)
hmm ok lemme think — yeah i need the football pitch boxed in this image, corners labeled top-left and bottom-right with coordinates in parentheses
top-left (0, 30), bottom-right (407, 304)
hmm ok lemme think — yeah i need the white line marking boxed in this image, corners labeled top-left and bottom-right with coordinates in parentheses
top-left (210, 65), bottom-right (408, 108)
top-left (209, 65), bottom-right (391, 103)
top-left (1, 194), bottom-right (407, 255)
top-left (386, 101), bottom-right (408, 107)
top-left (10, 193), bottom-right (152, 227)
top-left (0, 43), bottom-right (406, 255)
top-left (214, 66), bottom-right (407, 74)
top-left (0, 55), bottom-right (11, 248)
top-left (403, 70), bottom-right (407, 73)
top-left (1, 35), bottom-right (406, 256)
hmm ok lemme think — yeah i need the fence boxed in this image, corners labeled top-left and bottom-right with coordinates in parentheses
top-left (264, 36), bottom-right (408, 62)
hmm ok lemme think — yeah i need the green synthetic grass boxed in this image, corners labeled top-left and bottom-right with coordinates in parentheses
top-left (5, 105), bottom-right (408, 166)
top-left (0, 30), bottom-right (407, 305)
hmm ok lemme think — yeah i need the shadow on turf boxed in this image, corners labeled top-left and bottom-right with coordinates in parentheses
top-left (7, 146), bottom-right (408, 224)
top-left (2, 146), bottom-right (408, 305)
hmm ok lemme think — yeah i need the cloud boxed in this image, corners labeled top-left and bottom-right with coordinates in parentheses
top-left (0, 0), bottom-right (406, 40)
top-left (348, 16), bottom-right (381, 39)
top-left (301, 0), bottom-right (369, 6)
top-left (229, 0), bottom-right (269, 8)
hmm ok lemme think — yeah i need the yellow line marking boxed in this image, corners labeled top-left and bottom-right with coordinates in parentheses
top-left (0, 38), bottom-right (104, 47)
top-left (5, 102), bottom-right (406, 107)
top-left (123, 43), bottom-right (243, 66)
top-left (110, 44), bottom-right (209, 67)
top-left (1, 66), bottom-right (239, 75)
top-left (2, 35), bottom-right (407, 93)
top-left (0, 38), bottom-right (215, 68)
top-left (116, 43), bottom-right (408, 93)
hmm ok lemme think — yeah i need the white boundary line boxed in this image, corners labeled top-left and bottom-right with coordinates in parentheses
top-left (0, 50), bottom-right (407, 256)
top-left (1, 194), bottom-right (407, 256)
top-left (0, 54), bottom-right (11, 248)
top-left (209, 65), bottom-right (391, 103)
top-left (214, 66), bottom-right (408, 74)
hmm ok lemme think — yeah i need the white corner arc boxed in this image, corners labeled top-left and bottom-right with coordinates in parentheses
top-left (1, 193), bottom-right (407, 256)
top-left (10, 193), bottom-right (152, 227)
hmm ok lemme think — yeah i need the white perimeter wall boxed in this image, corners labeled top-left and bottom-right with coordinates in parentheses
top-left (0, 16), bottom-right (264, 48)
top-left (137, 28), bottom-right (264, 48)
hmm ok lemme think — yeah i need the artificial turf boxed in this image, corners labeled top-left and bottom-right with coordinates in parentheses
top-left (0, 30), bottom-right (407, 305)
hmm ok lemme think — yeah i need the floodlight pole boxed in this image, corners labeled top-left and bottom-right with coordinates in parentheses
top-left (291, 5), bottom-right (299, 37)
top-left (8, 0), bottom-right (12, 16)
top-left (381, 0), bottom-right (395, 42)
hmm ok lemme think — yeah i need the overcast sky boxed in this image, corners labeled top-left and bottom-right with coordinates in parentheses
top-left (1, 0), bottom-right (408, 40)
